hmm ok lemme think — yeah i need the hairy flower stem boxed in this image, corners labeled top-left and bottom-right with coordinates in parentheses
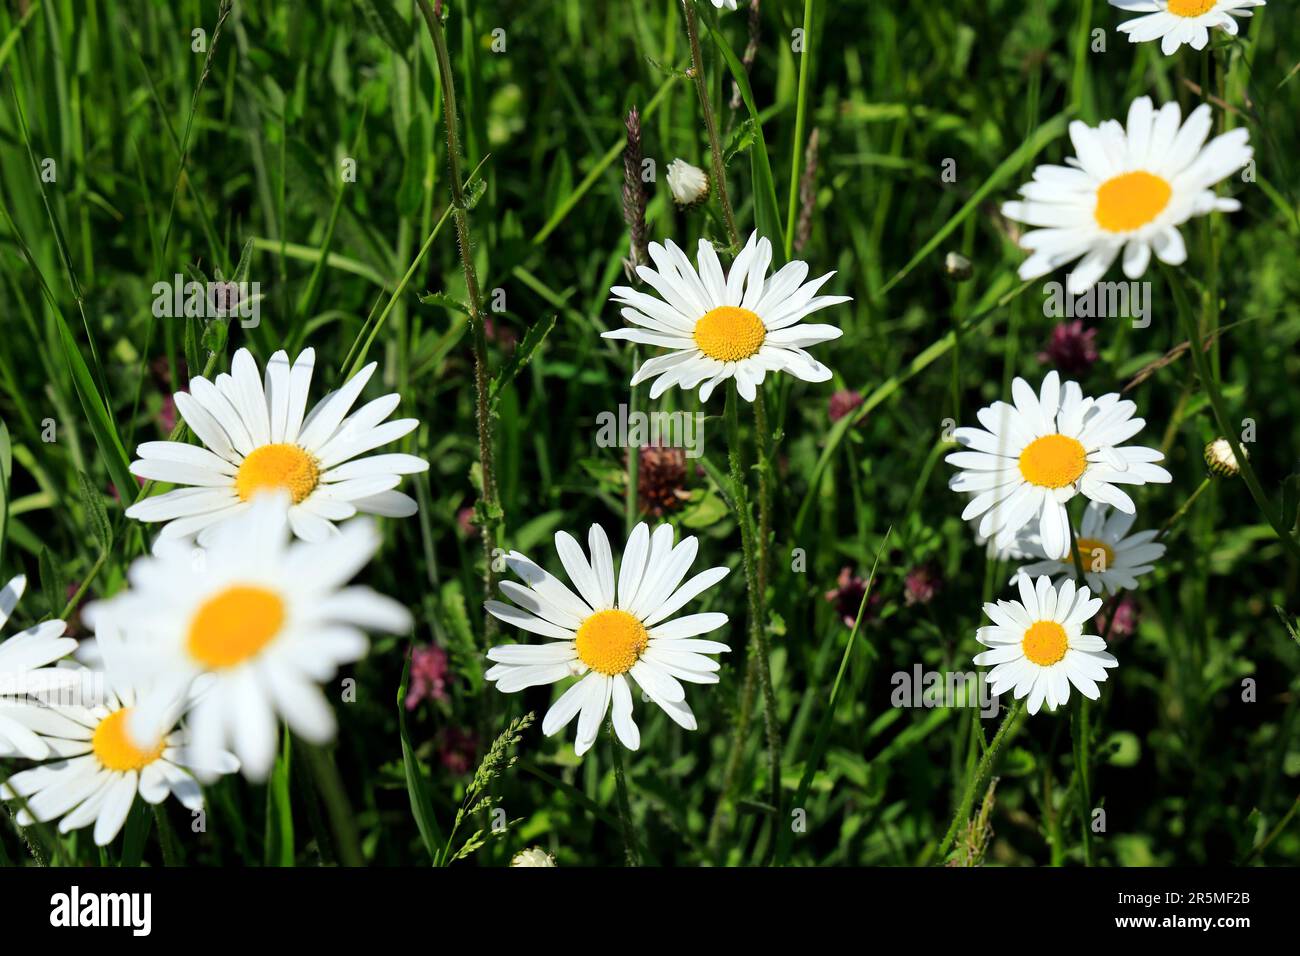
top-left (419, 0), bottom-right (501, 626)
top-left (751, 388), bottom-right (781, 834)
top-left (1065, 514), bottom-right (1095, 866)
top-left (681, 0), bottom-right (741, 250)
top-left (608, 721), bottom-right (640, 866)
top-left (718, 384), bottom-right (781, 838)
top-left (938, 699), bottom-right (1026, 860)
top-left (708, 646), bottom-right (759, 853)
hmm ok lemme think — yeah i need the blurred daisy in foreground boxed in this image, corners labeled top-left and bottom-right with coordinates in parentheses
top-left (1012, 501), bottom-right (1166, 595)
top-left (604, 232), bottom-right (850, 402)
top-left (485, 522), bottom-right (730, 755)
top-left (974, 575), bottom-right (1117, 715)
top-left (948, 371), bottom-right (1170, 560)
top-left (0, 576), bottom-right (78, 760)
top-left (86, 496), bottom-right (411, 781)
top-left (1111, 1), bottom-right (1265, 55)
top-left (126, 347), bottom-right (427, 544)
top-left (1002, 96), bottom-right (1252, 294)
top-left (1, 623), bottom-right (238, 846)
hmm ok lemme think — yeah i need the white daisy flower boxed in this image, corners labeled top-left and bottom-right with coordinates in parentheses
top-left (1011, 501), bottom-right (1166, 595)
top-left (947, 370), bottom-right (1171, 561)
top-left (85, 495), bottom-right (412, 781)
top-left (975, 575), bottom-right (1118, 716)
top-left (484, 522), bottom-right (731, 755)
top-left (125, 347), bottom-right (428, 544)
top-left (0, 621), bottom-right (239, 846)
top-left (711, 0), bottom-right (740, 9)
top-left (970, 509), bottom-right (1040, 563)
top-left (1002, 96), bottom-right (1252, 294)
top-left (1111, 1), bottom-right (1265, 55)
top-left (604, 232), bottom-right (850, 402)
top-left (0, 576), bottom-right (78, 760)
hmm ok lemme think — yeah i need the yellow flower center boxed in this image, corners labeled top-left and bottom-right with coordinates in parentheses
top-left (1166, 0), bottom-right (1216, 16)
top-left (1022, 620), bottom-right (1069, 667)
top-left (187, 585), bottom-right (286, 669)
top-left (1075, 536), bottom-right (1116, 571)
top-left (693, 306), bottom-right (766, 362)
top-left (575, 609), bottom-right (649, 676)
top-left (1018, 434), bottom-right (1088, 489)
top-left (92, 709), bottom-right (165, 772)
top-left (1094, 171), bottom-right (1173, 233)
top-left (235, 443), bottom-right (320, 504)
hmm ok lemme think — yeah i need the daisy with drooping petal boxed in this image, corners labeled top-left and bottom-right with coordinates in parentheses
top-left (484, 522), bottom-right (731, 756)
top-left (85, 495), bottom-right (412, 781)
top-left (604, 232), bottom-right (851, 402)
top-left (1002, 96), bottom-right (1252, 295)
top-left (0, 576), bottom-right (78, 760)
top-left (125, 347), bottom-right (428, 544)
top-left (948, 370), bottom-right (1171, 561)
top-left (974, 575), bottom-right (1118, 716)
top-left (1111, 1), bottom-right (1265, 55)
top-left (0, 622), bottom-right (239, 846)
top-left (1012, 501), bottom-right (1166, 595)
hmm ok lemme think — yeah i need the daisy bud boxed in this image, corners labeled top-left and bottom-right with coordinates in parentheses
top-left (944, 251), bottom-right (973, 282)
top-left (1204, 437), bottom-right (1245, 478)
top-left (511, 847), bottom-right (557, 867)
top-left (666, 159), bottom-right (710, 208)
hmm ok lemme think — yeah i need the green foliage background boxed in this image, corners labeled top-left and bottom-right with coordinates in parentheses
top-left (0, 0), bottom-right (1297, 866)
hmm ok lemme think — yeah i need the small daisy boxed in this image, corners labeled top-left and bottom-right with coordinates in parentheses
top-left (604, 232), bottom-right (850, 402)
top-left (85, 495), bottom-right (412, 781)
top-left (1003, 96), bottom-right (1252, 294)
top-left (125, 347), bottom-right (428, 544)
top-left (485, 522), bottom-right (731, 755)
top-left (1111, 1), bottom-right (1265, 55)
top-left (0, 622), bottom-right (239, 846)
top-left (0, 575), bottom-right (78, 760)
top-left (974, 575), bottom-right (1118, 715)
top-left (948, 371), bottom-right (1171, 560)
top-left (1012, 501), bottom-right (1166, 595)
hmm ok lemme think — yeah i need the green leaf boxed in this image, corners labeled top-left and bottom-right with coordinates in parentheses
top-left (264, 730), bottom-right (295, 866)
top-left (463, 174), bottom-right (487, 211)
top-left (119, 800), bottom-right (151, 868)
top-left (39, 546), bottom-right (64, 620)
top-left (723, 118), bottom-right (757, 166)
top-left (0, 418), bottom-right (10, 572)
top-left (709, 25), bottom-right (784, 255)
top-left (419, 291), bottom-right (470, 314)
top-left (230, 238), bottom-right (255, 286)
top-left (397, 643), bottom-right (446, 864)
top-left (1281, 472), bottom-right (1300, 535)
top-left (357, 0), bottom-right (413, 59)
top-left (679, 490), bottom-right (729, 529)
top-left (489, 314), bottom-right (555, 408)
top-left (76, 470), bottom-right (113, 552)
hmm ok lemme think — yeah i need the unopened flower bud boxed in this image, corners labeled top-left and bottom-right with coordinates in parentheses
top-left (666, 159), bottom-right (710, 208)
top-left (511, 847), bottom-right (556, 867)
top-left (1204, 438), bottom-right (1245, 478)
top-left (944, 252), bottom-right (973, 282)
